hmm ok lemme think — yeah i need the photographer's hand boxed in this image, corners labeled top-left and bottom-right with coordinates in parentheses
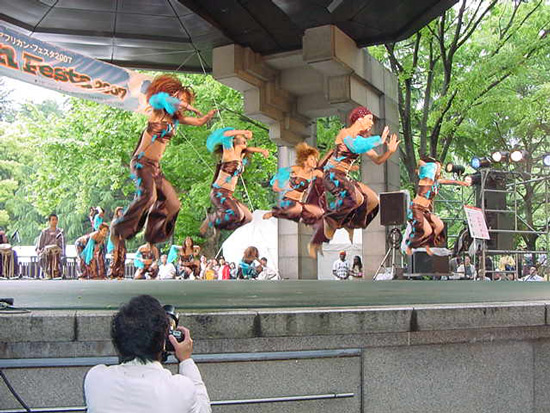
top-left (170, 326), bottom-right (193, 362)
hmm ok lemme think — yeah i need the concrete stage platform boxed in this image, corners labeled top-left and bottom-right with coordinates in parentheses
top-left (4, 280), bottom-right (550, 413)
top-left (3, 279), bottom-right (550, 310)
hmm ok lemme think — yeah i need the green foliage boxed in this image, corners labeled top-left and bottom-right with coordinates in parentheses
top-left (0, 73), bottom-right (279, 251)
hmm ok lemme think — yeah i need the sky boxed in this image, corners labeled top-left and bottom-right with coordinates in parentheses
top-left (1, 76), bottom-right (67, 106)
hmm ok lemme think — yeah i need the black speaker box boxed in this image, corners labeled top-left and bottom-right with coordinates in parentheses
top-left (411, 252), bottom-right (449, 274)
top-left (380, 191), bottom-right (409, 226)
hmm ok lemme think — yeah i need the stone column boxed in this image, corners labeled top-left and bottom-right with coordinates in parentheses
top-left (212, 25), bottom-right (401, 279)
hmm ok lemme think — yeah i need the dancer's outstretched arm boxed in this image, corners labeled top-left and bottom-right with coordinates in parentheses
top-left (177, 109), bottom-right (217, 126)
top-left (366, 131), bottom-right (400, 165)
top-left (244, 146), bottom-right (269, 158)
top-left (438, 179), bottom-right (470, 187)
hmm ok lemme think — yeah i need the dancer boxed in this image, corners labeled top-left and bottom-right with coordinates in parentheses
top-left (309, 106), bottom-right (399, 257)
top-left (91, 207), bottom-right (105, 230)
top-left (405, 157), bottom-right (470, 255)
top-left (36, 213), bottom-right (65, 279)
top-left (167, 236), bottom-right (201, 279)
top-left (107, 207), bottom-right (126, 279)
top-left (112, 74), bottom-right (216, 245)
top-left (238, 246), bottom-right (262, 279)
top-left (200, 128), bottom-right (269, 234)
top-left (76, 223), bottom-right (109, 280)
top-left (263, 142), bottom-right (324, 225)
top-left (134, 242), bottom-right (160, 280)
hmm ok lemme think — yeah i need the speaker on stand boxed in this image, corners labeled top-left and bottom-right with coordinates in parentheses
top-left (374, 191), bottom-right (409, 280)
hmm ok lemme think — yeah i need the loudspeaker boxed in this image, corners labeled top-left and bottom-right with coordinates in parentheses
top-left (411, 252), bottom-right (449, 274)
top-left (380, 191), bottom-right (409, 226)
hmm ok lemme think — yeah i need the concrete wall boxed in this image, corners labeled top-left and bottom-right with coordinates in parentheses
top-left (3, 303), bottom-right (550, 412)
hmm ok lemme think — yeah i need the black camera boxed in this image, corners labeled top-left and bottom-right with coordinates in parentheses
top-left (163, 304), bottom-right (184, 352)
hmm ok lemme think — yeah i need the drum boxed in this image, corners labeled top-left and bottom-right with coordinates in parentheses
top-left (41, 244), bottom-right (62, 279)
top-left (43, 244), bottom-right (62, 254)
top-left (0, 244), bottom-right (14, 278)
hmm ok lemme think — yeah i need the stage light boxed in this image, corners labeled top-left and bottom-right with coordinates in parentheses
top-left (471, 156), bottom-right (491, 169)
top-left (510, 149), bottom-right (529, 162)
top-left (445, 163), bottom-right (465, 175)
top-left (464, 173), bottom-right (481, 186)
top-left (491, 151), bottom-right (509, 163)
top-left (542, 153), bottom-right (550, 167)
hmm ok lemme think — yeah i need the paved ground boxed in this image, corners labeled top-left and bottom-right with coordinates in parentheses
top-left (2, 280), bottom-right (550, 310)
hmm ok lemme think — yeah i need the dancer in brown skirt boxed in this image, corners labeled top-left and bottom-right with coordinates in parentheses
top-left (76, 223), bottom-right (109, 280)
top-left (308, 106), bottom-right (399, 257)
top-left (112, 74), bottom-right (216, 244)
top-left (107, 207), bottom-right (126, 279)
top-left (200, 128), bottom-right (269, 234)
top-left (263, 142), bottom-right (324, 225)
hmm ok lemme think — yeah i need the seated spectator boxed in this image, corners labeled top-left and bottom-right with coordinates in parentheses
top-left (217, 257), bottom-right (231, 280)
top-left (520, 266), bottom-right (544, 282)
top-left (257, 257), bottom-right (280, 280)
top-left (84, 295), bottom-right (211, 412)
top-left (456, 255), bottom-right (476, 279)
top-left (158, 254), bottom-right (177, 280)
top-left (134, 243), bottom-right (159, 280)
top-left (203, 259), bottom-right (217, 280)
top-left (229, 262), bottom-right (238, 279)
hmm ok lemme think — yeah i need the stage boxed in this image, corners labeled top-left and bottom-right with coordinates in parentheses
top-left (3, 279), bottom-right (550, 310)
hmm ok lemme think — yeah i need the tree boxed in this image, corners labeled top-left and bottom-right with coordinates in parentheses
top-left (370, 0), bottom-right (550, 182)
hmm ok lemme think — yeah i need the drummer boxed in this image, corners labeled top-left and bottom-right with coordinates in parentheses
top-left (35, 213), bottom-right (65, 279)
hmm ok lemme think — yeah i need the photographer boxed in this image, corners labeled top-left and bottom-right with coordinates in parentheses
top-left (84, 295), bottom-right (211, 412)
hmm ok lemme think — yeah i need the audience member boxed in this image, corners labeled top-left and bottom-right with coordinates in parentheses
top-left (257, 257), bottom-right (281, 280)
top-left (332, 251), bottom-right (350, 280)
top-left (158, 254), bottom-right (177, 280)
top-left (521, 266), bottom-right (544, 282)
top-left (456, 255), bottom-right (476, 279)
top-left (350, 255), bottom-right (363, 279)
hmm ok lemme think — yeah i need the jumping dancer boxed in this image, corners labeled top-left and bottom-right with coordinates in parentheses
top-left (200, 128), bottom-right (269, 234)
top-left (263, 142), bottom-right (324, 225)
top-left (406, 157), bottom-right (470, 255)
top-left (112, 74), bottom-right (216, 244)
top-left (309, 106), bottom-right (399, 257)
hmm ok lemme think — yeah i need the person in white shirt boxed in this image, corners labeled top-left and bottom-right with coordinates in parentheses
top-left (158, 254), bottom-right (177, 280)
top-left (521, 266), bottom-right (544, 282)
top-left (332, 251), bottom-right (350, 280)
top-left (257, 257), bottom-right (281, 280)
top-left (456, 255), bottom-right (476, 279)
top-left (84, 295), bottom-right (211, 413)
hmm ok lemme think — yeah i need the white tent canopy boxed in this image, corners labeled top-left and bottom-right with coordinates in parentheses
top-left (221, 210), bottom-right (278, 270)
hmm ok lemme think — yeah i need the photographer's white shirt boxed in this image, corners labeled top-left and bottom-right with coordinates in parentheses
top-left (85, 358), bottom-right (211, 413)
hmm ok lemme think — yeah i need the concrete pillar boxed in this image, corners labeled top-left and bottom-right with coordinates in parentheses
top-left (212, 24), bottom-right (400, 279)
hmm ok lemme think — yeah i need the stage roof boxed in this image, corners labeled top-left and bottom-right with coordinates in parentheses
top-left (0, 0), bottom-right (457, 72)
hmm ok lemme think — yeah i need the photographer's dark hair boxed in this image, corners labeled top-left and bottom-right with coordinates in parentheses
top-left (111, 295), bottom-right (169, 364)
